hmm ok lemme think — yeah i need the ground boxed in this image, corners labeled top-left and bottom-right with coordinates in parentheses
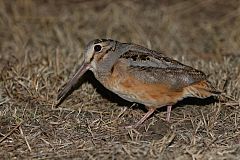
top-left (0, 0), bottom-right (240, 159)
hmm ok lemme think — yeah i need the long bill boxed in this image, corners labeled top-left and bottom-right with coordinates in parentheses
top-left (56, 63), bottom-right (90, 107)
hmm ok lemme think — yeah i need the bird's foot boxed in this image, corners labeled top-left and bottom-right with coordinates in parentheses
top-left (122, 108), bottom-right (156, 129)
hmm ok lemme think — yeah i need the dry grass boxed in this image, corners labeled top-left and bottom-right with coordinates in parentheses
top-left (0, 0), bottom-right (240, 159)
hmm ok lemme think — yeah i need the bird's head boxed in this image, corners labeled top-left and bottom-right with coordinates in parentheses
top-left (56, 39), bottom-right (116, 105)
top-left (82, 39), bottom-right (117, 71)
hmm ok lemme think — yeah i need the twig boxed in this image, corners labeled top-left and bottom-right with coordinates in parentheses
top-left (19, 125), bottom-right (32, 152)
top-left (55, 47), bottom-right (60, 75)
top-left (0, 98), bottom-right (10, 105)
top-left (0, 121), bottom-right (23, 144)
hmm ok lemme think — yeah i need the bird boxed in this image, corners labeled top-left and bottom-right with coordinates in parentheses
top-left (57, 39), bottom-right (221, 128)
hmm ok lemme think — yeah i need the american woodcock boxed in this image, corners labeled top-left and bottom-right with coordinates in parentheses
top-left (57, 39), bottom-right (220, 128)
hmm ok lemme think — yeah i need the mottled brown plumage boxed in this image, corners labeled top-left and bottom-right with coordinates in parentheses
top-left (57, 39), bottom-right (221, 128)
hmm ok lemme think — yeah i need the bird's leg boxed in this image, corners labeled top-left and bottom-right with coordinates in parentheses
top-left (166, 105), bottom-right (172, 122)
top-left (125, 108), bottom-right (155, 129)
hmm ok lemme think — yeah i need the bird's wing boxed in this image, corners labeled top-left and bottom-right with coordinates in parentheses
top-left (119, 45), bottom-right (207, 89)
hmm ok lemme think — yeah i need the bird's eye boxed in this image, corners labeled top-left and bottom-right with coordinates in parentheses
top-left (94, 45), bottom-right (102, 52)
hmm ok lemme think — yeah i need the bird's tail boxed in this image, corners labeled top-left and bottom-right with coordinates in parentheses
top-left (183, 80), bottom-right (221, 99)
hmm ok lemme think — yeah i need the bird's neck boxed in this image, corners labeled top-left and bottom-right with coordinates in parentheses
top-left (97, 43), bottom-right (130, 73)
